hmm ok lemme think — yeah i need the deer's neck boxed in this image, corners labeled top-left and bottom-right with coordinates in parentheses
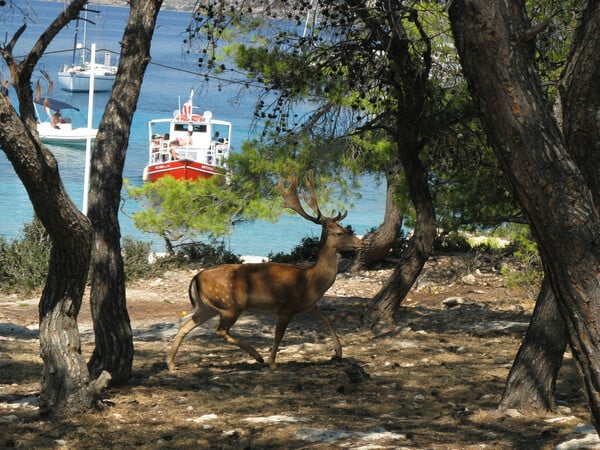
top-left (306, 243), bottom-right (339, 292)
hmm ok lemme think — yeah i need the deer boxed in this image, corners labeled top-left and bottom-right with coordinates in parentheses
top-left (166, 172), bottom-right (363, 371)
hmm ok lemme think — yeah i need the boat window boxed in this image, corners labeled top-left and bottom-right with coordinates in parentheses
top-left (173, 124), bottom-right (207, 133)
top-left (173, 124), bottom-right (188, 132)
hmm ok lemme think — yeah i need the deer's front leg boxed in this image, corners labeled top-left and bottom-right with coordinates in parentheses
top-left (309, 306), bottom-right (342, 360)
top-left (215, 314), bottom-right (264, 364)
top-left (268, 315), bottom-right (291, 369)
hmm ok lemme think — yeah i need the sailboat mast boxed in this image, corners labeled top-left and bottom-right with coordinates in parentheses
top-left (71, 17), bottom-right (79, 65)
top-left (81, 7), bottom-right (88, 66)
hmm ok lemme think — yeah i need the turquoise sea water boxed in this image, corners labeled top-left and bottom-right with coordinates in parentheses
top-left (0, 1), bottom-right (385, 256)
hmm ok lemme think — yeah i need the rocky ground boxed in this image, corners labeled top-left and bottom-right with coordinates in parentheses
top-left (1, 253), bottom-right (599, 449)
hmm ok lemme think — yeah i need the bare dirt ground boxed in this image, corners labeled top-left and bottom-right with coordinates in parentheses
top-left (0, 253), bottom-right (597, 449)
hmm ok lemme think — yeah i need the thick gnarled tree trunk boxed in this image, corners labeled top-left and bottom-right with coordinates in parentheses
top-left (499, 2), bottom-right (600, 412)
top-left (449, 0), bottom-right (600, 431)
top-left (500, 278), bottom-right (567, 411)
top-left (362, 140), bottom-right (436, 332)
top-left (350, 164), bottom-right (405, 272)
top-left (355, 1), bottom-right (437, 331)
top-left (0, 100), bottom-right (108, 417)
top-left (560, 2), bottom-right (600, 202)
top-left (87, 0), bottom-right (163, 385)
top-left (0, 0), bottom-right (113, 418)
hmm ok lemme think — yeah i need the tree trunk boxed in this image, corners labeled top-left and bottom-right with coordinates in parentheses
top-left (361, 144), bottom-right (436, 332)
top-left (0, 0), bottom-right (113, 418)
top-left (500, 277), bottom-right (567, 411)
top-left (350, 164), bottom-right (404, 272)
top-left (559, 2), bottom-right (600, 206)
top-left (87, 0), bottom-right (163, 385)
top-left (0, 103), bottom-right (108, 417)
top-left (500, 2), bottom-right (600, 413)
top-left (449, 0), bottom-right (600, 431)
top-left (39, 242), bottom-right (95, 417)
top-left (356, 2), bottom-right (437, 332)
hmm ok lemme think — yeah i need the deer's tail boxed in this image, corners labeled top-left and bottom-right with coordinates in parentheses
top-left (188, 271), bottom-right (203, 308)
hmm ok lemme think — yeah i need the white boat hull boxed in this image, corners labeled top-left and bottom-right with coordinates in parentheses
top-left (57, 65), bottom-right (116, 93)
top-left (37, 122), bottom-right (97, 147)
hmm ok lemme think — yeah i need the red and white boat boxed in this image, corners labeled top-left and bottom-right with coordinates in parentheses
top-left (142, 94), bottom-right (232, 182)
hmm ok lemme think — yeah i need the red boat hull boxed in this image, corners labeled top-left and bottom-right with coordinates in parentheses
top-left (143, 159), bottom-right (222, 182)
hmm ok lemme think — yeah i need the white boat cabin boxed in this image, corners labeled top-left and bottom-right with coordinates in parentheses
top-left (148, 112), bottom-right (231, 169)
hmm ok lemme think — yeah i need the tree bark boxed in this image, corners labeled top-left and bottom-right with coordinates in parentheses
top-left (350, 164), bottom-right (404, 272)
top-left (87, 0), bottom-right (163, 385)
top-left (500, 277), bottom-right (567, 411)
top-left (352, 1), bottom-right (437, 331)
top-left (361, 143), bottom-right (436, 332)
top-left (0, 101), bottom-right (104, 418)
top-left (449, 0), bottom-right (600, 431)
top-left (559, 2), bottom-right (600, 206)
top-left (0, 0), bottom-right (114, 418)
top-left (500, 3), bottom-right (600, 412)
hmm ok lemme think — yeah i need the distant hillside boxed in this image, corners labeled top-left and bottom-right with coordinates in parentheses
top-left (45, 0), bottom-right (195, 12)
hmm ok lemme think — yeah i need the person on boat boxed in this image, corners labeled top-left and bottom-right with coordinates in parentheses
top-left (151, 134), bottom-right (169, 161)
top-left (184, 130), bottom-right (193, 146)
top-left (170, 131), bottom-right (193, 147)
top-left (52, 110), bottom-right (62, 129)
top-left (169, 131), bottom-right (193, 159)
top-left (213, 131), bottom-right (225, 143)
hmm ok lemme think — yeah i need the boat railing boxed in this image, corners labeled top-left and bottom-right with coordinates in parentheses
top-left (178, 147), bottom-right (218, 166)
top-left (177, 148), bottom-right (200, 162)
top-left (150, 137), bottom-right (231, 166)
top-left (150, 138), bottom-right (171, 163)
top-left (213, 142), bottom-right (229, 165)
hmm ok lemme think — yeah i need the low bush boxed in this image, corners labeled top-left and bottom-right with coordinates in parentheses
top-left (0, 221), bottom-right (240, 294)
top-left (433, 232), bottom-right (472, 253)
top-left (501, 233), bottom-right (543, 293)
top-left (0, 220), bottom-right (51, 293)
top-left (122, 237), bottom-right (183, 281)
top-left (175, 240), bottom-right (241, 265)
top-left (269, 235), bottom-right (321, 263)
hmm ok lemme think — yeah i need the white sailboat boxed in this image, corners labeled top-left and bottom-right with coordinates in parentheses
top-left (57, 5), bottom-right (117, 93)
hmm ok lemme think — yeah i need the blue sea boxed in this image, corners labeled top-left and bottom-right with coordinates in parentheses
top-left (0, 1), bottom-right (385, 257)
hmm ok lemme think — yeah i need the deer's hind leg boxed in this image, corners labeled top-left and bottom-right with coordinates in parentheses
top-left (215, 312), bottom-right (265, 364)
top-left (267, 315), bottom-right (291, 369)
top-left (166, 304), bottom-right (217, 372)
top-left (309, 306), bottom-right (342, 360)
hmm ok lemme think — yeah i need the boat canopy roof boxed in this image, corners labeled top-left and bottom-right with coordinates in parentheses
top-left (34, 97), bottom-right (80, 112)
top-left (149, 117), bottom-right (232, 127)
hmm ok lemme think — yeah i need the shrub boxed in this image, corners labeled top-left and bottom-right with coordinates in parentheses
top-left (0, 219), bottom-right (51, 293)
top-left (175, 239), bottom-right (241, 266)
top-left (122, 237), bottom-right (182, 280)
top-left (269, 235), bottom-right (321, 263)
top-left (501, 233), bottom-right (543, 293)
top-left (433, 232), bottom-right (472, 253)
top-left (0, 222), bottom-right (243, 294)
